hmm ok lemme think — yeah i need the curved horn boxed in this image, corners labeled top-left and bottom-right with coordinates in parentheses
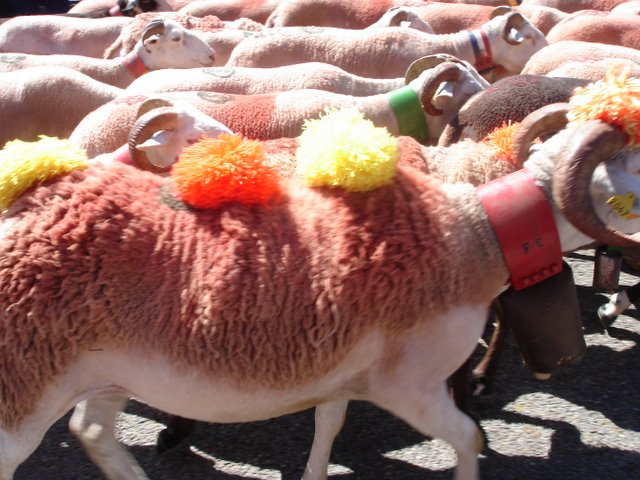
top-left (502, 12), bottom-right (525, 46)
top-left (552, 121), bottom-right (638, 246)
top-left (511, 103), bottom-right (570, 166)
top-left (136, 97), bottom-right (175, 119)
top-left (405, 53), bottom-right (462, 84)
top-left (490, 6), bottom-right (513, 18)
top-left (437, 117), bottom-right (463, 146)
top-left (419, 63), bottom-right (462, 117)
top-left (128, 106), bottom-right (180, 174)
top-left (141, 19), bottom-right (166, 42)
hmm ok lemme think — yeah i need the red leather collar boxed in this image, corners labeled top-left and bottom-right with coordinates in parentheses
top-left (477, 168), bottom-right (563, 290)
top-left (123, 51), bottom-right (149, 78)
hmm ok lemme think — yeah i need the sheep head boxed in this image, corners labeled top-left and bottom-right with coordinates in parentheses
top-left (366, 7), bottom-right (434, 33)
top-left (482, 11), bottom-right (548, 76)
top-left (137, 19), bottom-right (216, 70)
top-left (404, 55), bottom-right (489, 143)
top-left (128, 98), bottom-right (233, 174)
top-left (515, 103), bottom-right (640, 248)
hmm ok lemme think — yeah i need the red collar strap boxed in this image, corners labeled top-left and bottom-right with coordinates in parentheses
top-left (477, 168), bottom-right (563, 291)
top-left (468, 29), bottom-right (494, 72)
top-left (123, 51), bottom-right (150, 78)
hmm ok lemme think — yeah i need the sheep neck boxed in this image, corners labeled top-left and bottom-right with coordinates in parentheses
top-left (477, 168), bottom-right (562, 291)
top-left (386, 86), bottom-right (428, 142)
top-left (122, 50), bottom-right (150, 78)
top-left (467, 29), bottom-right (494, 73)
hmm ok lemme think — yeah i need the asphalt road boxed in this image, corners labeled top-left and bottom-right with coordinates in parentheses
top-left (14, 249), bottom-right (640, 480)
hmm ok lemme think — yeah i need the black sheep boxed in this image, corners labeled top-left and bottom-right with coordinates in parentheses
top-left (438, 74), bottom-right (592, 146)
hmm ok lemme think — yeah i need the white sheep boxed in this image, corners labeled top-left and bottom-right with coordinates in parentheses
top-left (0, 66), bottom-right (123, 147)
top-left (225, 11), bottom-right (547, 80)
top-left (124, 62), bottom-right (406, 96)
top-left (1, 96), bottom-right (639, 480)
top-left (0, 18), bottom-right (215, 88)
top-left (71, 55), bottom-right (490, 157)
top-left (521, 40), bottom-right (640, 76)
top-left (0, 14), bottom-right (132, 57)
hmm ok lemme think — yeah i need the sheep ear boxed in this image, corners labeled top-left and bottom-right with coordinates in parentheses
top-left (502, 12), bottom-right (526, 45)
top-left (490, 6), bottom-right (513, 18)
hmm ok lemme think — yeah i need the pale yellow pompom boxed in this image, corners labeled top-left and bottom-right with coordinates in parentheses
top-left (0, 136), bottom-right (88, 210)
top-left (296, 108), bottom-right (398, 192)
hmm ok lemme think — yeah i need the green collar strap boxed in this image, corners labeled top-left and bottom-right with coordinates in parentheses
top-left (387, 86), bottom-right (429, 142)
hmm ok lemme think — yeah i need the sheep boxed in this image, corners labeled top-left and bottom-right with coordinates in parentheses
top-left (0, 19), bottom-right (216, 88)
top-left (226, 12), bottom-right (548, 80)
top-left (521, 40), bottom-right (640, 76)
top-left (545, 10), bottom-right (640, 50)
top-left (0, 66), bottom-right (123, 147)
top-left (0, 15), bottom-right (132, 57)
top-left (1, 84), bottom-right (639, 480)
top-left (124, 62), bottom-right (406, 97)
top-left (438, 74), bottom-right (591, 146)
top-left (264, 0), bottom-right (526, 29)
top-left (611, 0), bottom-right (640, 14)
top-left (410, 4), bottom-right (567, 35)
top-left (67, 0), bottom-right (173, 17)
top-left (177, 0), bottom-right (284, 23)
top-left (102, 12), bottom-right (264, 59)
top-left (547, 58), bottom-right (640, 81)
top-left (71, 55), bottom-right (490, 156)
top-left (519, 0), bottom-right (630, 13)
top-left (267, 2), bottom-right (566, 36)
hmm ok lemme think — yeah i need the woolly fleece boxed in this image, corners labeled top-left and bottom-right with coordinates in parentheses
top-left (0, 161), bottom-right (505, 429)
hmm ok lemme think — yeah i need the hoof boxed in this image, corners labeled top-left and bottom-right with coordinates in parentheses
top-left (471, 377), bottom-right (492, 397)
top-left (597, 304), bottom-right (618, 328)
top-left (532, 371), bottom-right (551, 381)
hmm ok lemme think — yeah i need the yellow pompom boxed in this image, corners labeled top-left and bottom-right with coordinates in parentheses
top-left (568, 64), bottom-right (640, 148)
top-left (0, 136), bottom-right (88, 210)
top-left (295, 108), bottom-right (398, 192)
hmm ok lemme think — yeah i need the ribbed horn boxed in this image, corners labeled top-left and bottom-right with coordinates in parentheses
top-left (128, 106), bottom-right (180, 174)
top-left (437, 116), bottom-right (463, 146)
top-left (136, 97), bottom-right (175, 119)
top-left (419, 63), bottom-right (461, 117)
top-left (503, 12), bottom-right (525, 45)
top-left (405, 53), bottom-right (462, 85)
top-left (552, 121), bottom-right (639, 246)
top-left (141, 19), bottom-right (166, 42)
top-left (511, 102), bottom-right (570, 166)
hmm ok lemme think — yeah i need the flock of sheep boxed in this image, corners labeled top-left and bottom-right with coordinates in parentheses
top-left (0, 0), bottom-right (640, 479)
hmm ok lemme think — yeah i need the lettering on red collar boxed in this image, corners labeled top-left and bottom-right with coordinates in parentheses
top-left (477, 168), bottom-right (563, 290)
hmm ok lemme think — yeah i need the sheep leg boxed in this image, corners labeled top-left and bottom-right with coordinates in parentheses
top-left (69, 394), bottom-right (149, 480)
top-left (470, 311), bottom-right (511, 397)
top-left (598, 280), bottom-right (640, 326)
top-left (374, 383), bottom-right (482, 480)
top-left (0, 400), bottom-right (75, 480)
top-left (302, 400), bottom-right (348, 480)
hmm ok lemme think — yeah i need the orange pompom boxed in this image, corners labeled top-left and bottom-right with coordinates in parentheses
top-left (482, 121), bottom-right (521, 165)
top-left (172, 134), bottom-right (281, 209)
